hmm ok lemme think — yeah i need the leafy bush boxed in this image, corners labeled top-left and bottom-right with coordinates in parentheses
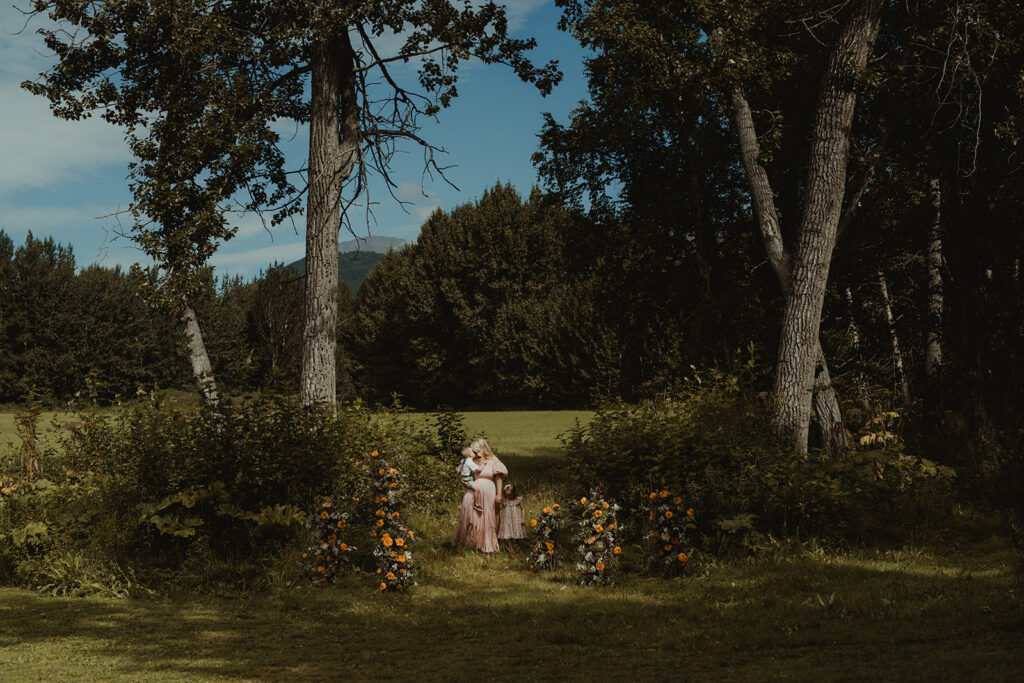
top-left (563, 371), bottom-right (958, 552)
top-left (0, 395), bottom-right (448, 590)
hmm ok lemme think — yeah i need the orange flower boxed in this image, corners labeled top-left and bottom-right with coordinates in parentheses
top-left (301, 552), bottom-right (308, 559)
top-left (531, 519), bottom-right (538, 528)
top-left (601, 502), bottom-right (609, 509)
top-left (664, 544), bottom-right (672, 551)
top-left (390, 551), bottom-right (397, 558)
top-left (339, 543), bottom-right (348, 551)
top-left (376, 568), bottom-right (382, 574)
top-left (595, 524), bottom-right (604, 533)
top-left (382, 534), bottom-right (394, 547)
top-left (613, 546), bottom-right (622, 555)
top-left (543, 506), bottom-right (552, 515)
top-left (387, 572), bottom-right (395, 580)
top-left (376, 510), bottom-right (384, 517)
top-left (380, 582), bottom-right (388, 591)
top-left (409, 531), bottom-right (415, 537)
top-left (660, 490), bottom-right (668, 498)
top-left (547, 550), bottom-right (554, 556)
top-left (594, 510), bottom-right (602, 518)
top-left (376, 519), bottom-right (384, 527)
top-left (545, 541), bottom-right (554, 551)
top-left (336, 520), bottom-right (346, 529)
top-left (371, 450), bottom-right (379, 457)
top-left (596, 561), bottom-right (605, 571)
top-left (673, 497), bottom-right (682, 505)
top-left (649, 492), bottom-right (657, 500)
top-left (648, 513), bottom-right (655, 521)
top-left (608, 523), bottom-right (616, 530)
top-left (397, 554), bottom-right (406, 563)
top-left (677, 552), bottom-right (688, 563)
top-left (665, 511), bottom-right (673, 519)
top-left (320, 511), bottom-right (329, 519)
top-left (580, 497), bottom-right (588, 505)
top-left (389, 482), bottom-right (397, 488)
top-left (379, 469), bottom-right (385, 475)
top-left (395, 538), bottom-right (405, 547)
top-left (552, 503), bottom-right (561, 510)
top-left (585, 536), bottom-right (596, 544)
top-left (317, 566), bottom-right (325, 574)
top-left (391, 511), bottom-right (400, 518)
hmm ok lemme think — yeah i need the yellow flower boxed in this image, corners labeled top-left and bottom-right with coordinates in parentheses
top-left (380, 582), bottom-right (388, 591)
top-left (673, 497), bottom-right (682, 505)
top-left (543, 506), bottom-right (552, 515)
top-left (677, 552), bottom-right (688, 563)
top-left (687, 508), bottom-right (695, 517)
top-left (396, 538), bottom-right (405, 547)
top-left (530, 519), bottom-right (538, 528)
top-left (613, 546), bottom-right (622, 555)
top-left (387, 572), bottom-right (395, 580)
top-left (339, 543), bottom-right (348, 551)
top-left (601, 502), bottom-right (609, 509)
top-left (397, 554), bottom-right (406, 563)
top-left (371, 450), bottom-right (379, 457)
top-left (382, 534), bottom-right (394, 547)
top-left (594, 510), bottom-right (602, 518)
top-left (580, 497), bottom-right (588, 505)
top-left (665, 511), bottom-right (673, 519)
top-left (376, 519), bottom-right (384, 527)
top-left (660, 490), bottom-right (668, 498)
top-left (320, 511), bottom-right (329, 519)
top-left (596, 561), bottom-right (605, 571)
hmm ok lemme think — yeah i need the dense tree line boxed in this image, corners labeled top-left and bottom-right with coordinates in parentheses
top-left (0, 231), bottom-right (354, 404)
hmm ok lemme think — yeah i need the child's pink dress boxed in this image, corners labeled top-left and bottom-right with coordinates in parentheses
top-left (498, 496), bottom-right (526, 539)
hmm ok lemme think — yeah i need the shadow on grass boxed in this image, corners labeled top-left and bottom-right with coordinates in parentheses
top-left (2, 548), bottom-right (1022, 680)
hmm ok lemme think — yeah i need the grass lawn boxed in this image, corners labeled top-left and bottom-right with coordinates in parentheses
top-left (2, 406), bottom-right (1022, 679)
top-left (1, 534), bottom-right (1021, 680)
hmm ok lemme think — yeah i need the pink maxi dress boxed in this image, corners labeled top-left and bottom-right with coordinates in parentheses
top-left (453, 484), bottom-right (477, 547)
top-left (470, 456), bottom-right (507, 553)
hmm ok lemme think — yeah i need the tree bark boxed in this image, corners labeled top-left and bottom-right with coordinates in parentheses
top-left (771, 0), bottom-right (884, 453)
top-left (179, 294), bottom-right (221, 412)
top-left (728, 88), bottom-right (850, 459)
top-left (300, 22), bottom-right (360, 406)
top-left (925, 177), bottom-right (944, 403)
top-left (878, 269), bottom-right (911, 404)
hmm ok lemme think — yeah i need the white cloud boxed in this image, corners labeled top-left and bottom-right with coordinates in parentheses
top-left (208, 241), bottom-right (306, 272)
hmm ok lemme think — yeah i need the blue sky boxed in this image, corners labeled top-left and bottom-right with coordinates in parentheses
top-left (0, 1), bottom-right (589, 279)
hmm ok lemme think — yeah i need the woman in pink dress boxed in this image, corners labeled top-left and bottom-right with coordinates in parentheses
top-left (468, 438), bottom-right (507, 553)
top-left (452, 447), bottom-right (479, 547)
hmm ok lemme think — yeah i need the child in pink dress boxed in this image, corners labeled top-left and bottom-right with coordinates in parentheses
top-left (498, 483), bottom-right (526, 550)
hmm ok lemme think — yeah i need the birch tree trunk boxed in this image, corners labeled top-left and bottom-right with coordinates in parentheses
top-left (925, 177), bottom-right (944, 401)
top-left (878, 269), bottom-right (911, 404)
top-left (300, 22), bottom-right (360, 406)
top-left (179, 294), bottom-right (221, 412)
top-left (771, 0), bottom-right (884, 453)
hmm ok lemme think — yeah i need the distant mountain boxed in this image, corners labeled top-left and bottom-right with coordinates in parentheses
top-left (285, 236), bottom-right (409, 293)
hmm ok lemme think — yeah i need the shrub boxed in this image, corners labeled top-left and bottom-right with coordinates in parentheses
top-left (563, 371), bottom-right (958, 552)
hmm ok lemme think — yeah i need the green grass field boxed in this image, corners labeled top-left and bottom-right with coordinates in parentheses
top-left (1, 407), bottom-right (1022, 680)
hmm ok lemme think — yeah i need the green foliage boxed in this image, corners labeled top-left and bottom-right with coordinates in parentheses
top-left (0, 396), bottom-right (448, 589)
top-left (564, 372), bottom-right (958, 553)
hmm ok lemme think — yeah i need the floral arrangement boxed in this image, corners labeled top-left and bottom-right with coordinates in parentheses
top-left (526, 503), bottom-right (564, 571)
top-left (368, 448), bottom-right (418, 592)
top-left (303, 500), bottom-right (355, 584)
top-left (640, 489), bottom-right (695, 574)
top-left (574, 488), bottom-right (622, 585)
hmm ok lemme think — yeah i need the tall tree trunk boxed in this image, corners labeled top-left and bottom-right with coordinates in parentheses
top-left (301, 22), bottom-right (360, 405)
top-left (925, 177), bottom-right (944, 405)
top-left (771, 0), bottom-right (884, 453)
top-left (878, 269), bottom-right (911, 404)
top-left (179, 294), bottom-right (221, 412)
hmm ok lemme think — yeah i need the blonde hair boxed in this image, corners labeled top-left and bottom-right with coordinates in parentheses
top-left (469, 437), bottom-right (493, 460)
